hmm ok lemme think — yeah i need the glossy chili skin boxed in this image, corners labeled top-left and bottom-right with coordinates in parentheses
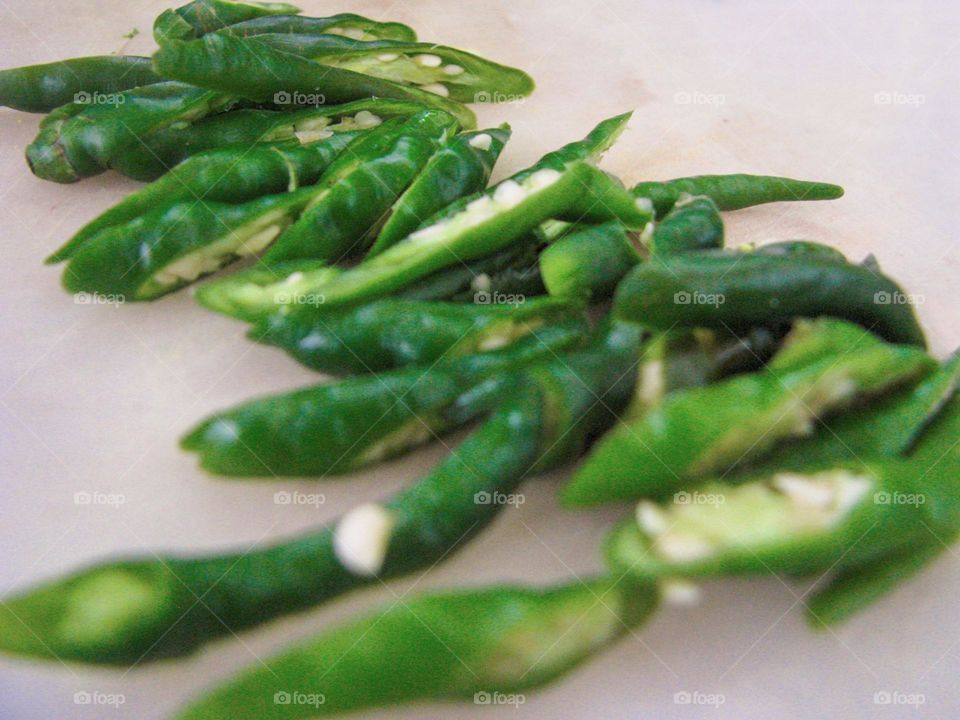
top-left (648, 195), bottom-right (724, 255)
top-left (261, 109), bottom-right (459, 264)
top-left (49, 130), bottom-right (361, 264)
top-left (109, 98), bottom-right (423, 181)
top-left (174, 576), bottom-right (656, 720)
top-left (26, 81), bottom-right (237, 183)
top-left (632, 173), bottom-right (844, 217)
top-left (153, 0), bottom-right (302, 43)
top-left (218, 13), bottom-right (417, 41)
top-left (540, 221), bottom-right (642, 300)
top-left (250, 295), bottom-right (584, 375)
top-left (369, 127), bottom-right (511, 256)
top-left (0, 56), bottom-right (160, 113)
top-left (153, 33), bottom-right (478, 128)
top-left (614, 250), bottom-right (927, 347)
top-left (182, 319), bottom-right (587, 477)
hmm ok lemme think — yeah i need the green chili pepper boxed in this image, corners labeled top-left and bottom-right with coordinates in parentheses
top-left (249, 295), bottom-right (584, 375)
top-left (604, 456), bottom-right (960, 583)
top-left (48, 130), bottom-right (361, 264)
top-left (153, 33), bottom-right (478, 128)
top-left (368, 127), bottom-right (511, 256)
top-left (0, 56), bottom-right (160, 113)
top-left (63, 188), bottom-right (319, 300)
top-left (261, 109), bottom-right (459, 264)
top-left (182, 317), bottom-right (586, 476)
top-left (759, 350), bottom-right (960, 470)
top-left (174, 576), bottom-right (656, 720)
top-left (806, 395), bottom-right (960, 626)
top-left (26, 81), bottom-right (236, 183)
top-left (153, 0), bottom-right (301, 44)
top-left (239, 34), bottom-right (536, 105)
top-left (563, 319), bottom-right (935, 506)
top-left (109, 98), bottom-right (423, 182)
top-left (539, 221), bottom-right (642, 300)
top-left (613, 250), bottom-right (927, 347)
top-left (219, 13), bottom-right (417, 42)
top-left (647, 195), bottom-right (724, 255)
top-left (632, 173), bottom-right (844, 218)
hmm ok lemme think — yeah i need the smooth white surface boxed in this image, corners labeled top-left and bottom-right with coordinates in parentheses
top-left (1, 1), bottom-right (958, 718)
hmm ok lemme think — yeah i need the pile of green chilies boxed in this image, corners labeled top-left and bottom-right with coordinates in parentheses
top-left (0, 2), bottom-right (956, 719)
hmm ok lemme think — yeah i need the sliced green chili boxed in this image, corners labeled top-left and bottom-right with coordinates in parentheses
top-left (368, 126), bottom-right (511, 256)
top-left (540, 221), bottom-right (642, 301)
top-left (152, 33), bottom-right (478, 128)
top-left (220, 13), bottom-right (417, 42)
top-left (153, 0), bottom-right (301, 44)
top-left (261, 109), bottom-right (458, 264)
top-left (250, 295), bottom-right (584, 376)
top-left (174, 577), bottom-right (656, 720)
top-left (109, 98), bottom-right (423, 182)
top-left (182, 317), bottom-right (586, 476)
top-left (26, 81), bottom-right (236, 183)
top-left (647, 195), bottom-right (724, 255)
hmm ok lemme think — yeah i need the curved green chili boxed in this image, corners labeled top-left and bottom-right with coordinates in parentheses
top-left (219, 13), bottom-right (417, 42)
top-left (153, 0), bottom-right (301, 43)
top-left (368, 126), bottom-right (511, 256)
top-left (563, 320), bottom-right (934, 505)
top-left (632, 173), bottom-right (844, 218)
top-left (614, 250), bottom-right (927, 347)
top-left (174, 577), bottom-right (656, 720)
top-left (250, 295), bottom-right (584, 376)
top-left (110, 98), bottom-right (424, 182)
top-left (182, 317), bottom-right (586, 476)
top-left (0, 56), bottom-right (160, 113)
top-left (152, 33), bottom-right (478, 128)
top-left (26, 81), bottom-right (236, 183)
top-left (48, 130), bottom-right (361, 264)
top-left (240, 34), bottom-right (535, 105)
top-left (261, 109), bottom-right (458, 264)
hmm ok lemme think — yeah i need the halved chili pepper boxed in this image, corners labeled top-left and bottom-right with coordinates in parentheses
top-left (182, 316), bottom-right (586, 476)
top-left (236, 33), bottom-right (535, 104)
top-left (563, 319), bottom-right (935, 506)
top-left (152, 32), bottom-right (479, 128)
top-left (153, 0), bottom-right (301, 44)
top-left (26, 81), bottom-right (237, 183)
top-left (173, 576), bottom-right (656, 720)
top-left (539, 221), bottom-right (643, 301)
top-left (109, 98), bottom-right (423, 182)
top-left (218, 13), bottom-right (417, 42)
top-left (249, 295), bottom-right (584, 376)
top-left (368, 126), bottom-right (512, 256)
top-left (0, 56), bottom-right (161, 113)
top-left (632, 173), bottom-right (844, 217)
top-left (613, 249), bottom-right (928, 347)
top-left (604, 456), bottom-right (960, 583)
top-left (260, 109), bottom-right (459, 264)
